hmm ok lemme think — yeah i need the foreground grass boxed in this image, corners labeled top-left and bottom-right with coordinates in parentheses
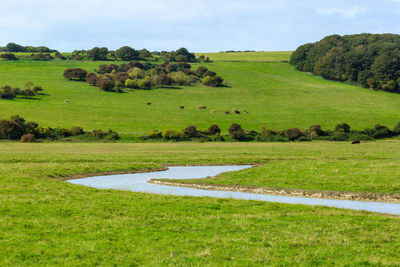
top-left (195, 51), bottom-right (292, 62)
top-left (2, 60), bottom-right (400, 135)
top-left (1, 142), bottom-right (400, 265)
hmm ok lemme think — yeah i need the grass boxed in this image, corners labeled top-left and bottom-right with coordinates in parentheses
top-left (1, 142), bottom-right (400, 265)
top-left (195, 51), bottom-right (292, 62)
top-left (2, 59), bottom-right (400, 136)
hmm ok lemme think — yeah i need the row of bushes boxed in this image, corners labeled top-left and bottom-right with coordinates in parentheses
top-left (0, 115), bottom-right (119, 142)
top-left (0, 82), bottom-right (43, 99)
top-left (143, 122), bottom-right (400, 142)
top-left (63, 61), bottom-right (224, 92)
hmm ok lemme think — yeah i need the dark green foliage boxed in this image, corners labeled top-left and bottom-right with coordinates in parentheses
top-left (196, 66), bottom-right (208, 76)
top-left (87, 47), bottom-right (108, 61)
top-left (29, 53), bottom-right (53, 61)
top-left (228, 123), bottom-right (245, 140)
top-left (86, 73), bottom-right (98, 85)
top-left (0, 119), bottom-right (25, 139)
top-left (0, 82), bottom-right (44, 100)
top-left (96, 64), bottom-right (119, 74)
top-left (284, 128), bottom-right (305, 141)
top-left (54, 52), bottom-right (66, 60)
top-left (95, 77), bottom-right (115, 91)
top-left (63, 68), bottom-right (87, 81)
top-left (290, 33), bottom-right (400, 92)
top-left (160, 47), bottom-right (196, 62)
top-left (70, 127), bottom-right (84, 136)
top-left (207, 124), bottom-right (221, 135)
top-left (184, 125), bottom-right (198, 137)
top-left (153, 74), bottom-right (173, 88)
top-left (0, 53), bottom-right (17, 60)
top-left (335, 122), bottom-right (351, 133)
top-left (21, 89), bottom-right (35, 98)
top-left (115, 46), bottom-right (139, 61)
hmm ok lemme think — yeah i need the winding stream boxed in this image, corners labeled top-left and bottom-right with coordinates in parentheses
top-left (67, 165), bottom-right (400, 215)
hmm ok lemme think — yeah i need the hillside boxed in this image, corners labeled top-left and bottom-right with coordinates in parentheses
top-left (1, 53), bottom-right (400, 135)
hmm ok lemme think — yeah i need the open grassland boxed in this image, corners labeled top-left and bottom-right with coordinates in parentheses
top-left (1, 142), bottom-right (400, 265)
top-left (195, 51), bottom-right (292, 62)
top-left (2, 59), bottom-right (400, 135)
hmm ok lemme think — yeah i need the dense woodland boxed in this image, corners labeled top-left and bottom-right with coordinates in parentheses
top-left (63, 61), bottom-right (224, 92)
top-left (290, 33), bottom-right (400, 91)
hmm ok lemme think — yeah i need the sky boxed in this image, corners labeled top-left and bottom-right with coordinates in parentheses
top-left (1, 0), bottom-right (400, 52)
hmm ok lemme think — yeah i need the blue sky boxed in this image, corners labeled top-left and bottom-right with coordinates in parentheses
top-left (1, 0), bottom-right (400, 52)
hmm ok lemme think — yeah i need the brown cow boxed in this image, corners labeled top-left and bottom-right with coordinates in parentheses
top-left (233, 109), bottom-right (241, 114)
top-left (197, 106), bottom-right (207, 110)
top-left (225, 111), bottom-right (231, 115)
top-left (180, 106), bottom-right (184, 109)
top-left (146, 102), bottom-right (151, 106)
top-left (351, 140), bottom-right (360, 144)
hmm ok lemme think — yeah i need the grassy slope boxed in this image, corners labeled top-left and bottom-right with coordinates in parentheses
top-left (195, 51), bottom-right (292, 61)
top-left (2, 59), bottom-right (400, 135)
top-left (1, 142), bottom-right (400, 266)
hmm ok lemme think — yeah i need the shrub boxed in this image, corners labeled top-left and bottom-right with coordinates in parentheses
top-left (63, 68), bottom-right (87, 81)
top-left (207, 124), bottom-right (221, 135)
top-left (21, 134), bottom-right (35, 143)
top-left (96, 77), bottom-right (115, 91)
top-left (32, 86), bottom-right (43, 94)
top-left (137, 77), bottom-right (152, 89)
top-left (153, 74), bottom-right (173, 88)
top-left (21, 89), bottom-right (35, 98)
top-left (204, 70), bottom-right (216, 77)
top-left (96, 64), bottom-right (119, 74)
top-left (283, 128), bottom-right (305, 141)
top-left (335, 122), bottom-right (350, 133)
top-left (162, 129), bottom-right (187, 140)
top-left (0, 120), bottom-right (25, 139)
top-left (70, 127), bottom-right (84, 136)
top-left (184, 125), bottom-right (198, 137)
top-left (202, 76), bottom-right (214, 86)
top-left (86, 73), bottom-right (98, 85)
top-left (0, 53), bottom-right (17, 60)
top-left (196, 66), bottom-right (208, 76)
top-left (372, 124), bottom-right (393, 139)
top-left (393, 121), bottom-right (400, 134)
top-left (125, 79), bottom-right (139, 89)
top-left (228, 123), bottom-right (245, 140)
top-left (147, 130), bottom-right (162, 139)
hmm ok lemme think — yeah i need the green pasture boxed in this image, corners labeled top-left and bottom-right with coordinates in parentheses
top-left (1, 142), bottom-right (400, 266)
top-left (1, 58), bottom-right (400, 135)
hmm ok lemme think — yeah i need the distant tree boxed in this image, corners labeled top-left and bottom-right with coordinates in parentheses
top-left (184, 125), bottom-right (198, 137)
top-left (87, 47), bottom-right (109, 61)
top-left (5, 42), bottom-right (25, 52)
top-left (115, 46), bottom-right (139, 61)
top-left (207, 124), bottom-right (221, 135)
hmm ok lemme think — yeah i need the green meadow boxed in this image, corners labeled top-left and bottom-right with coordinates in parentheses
top-left (1, 52), bottom-right (400, 265)
top-left (1, 142), bottom-right (400, 266)
top-left (2, 54), bottom-right (400, 135)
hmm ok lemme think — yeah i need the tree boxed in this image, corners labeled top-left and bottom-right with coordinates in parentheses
top-left (0, 53), bottom-right (17, 60)
top-left (153, 74), bottom-right (173, 88)
top-left (228, 123), bottom-right (245, 140)
top-left (207, 124), bottom-right (221, 135)
top-left (335, 122), bottom-right (351, 133)
top-left (87, 47), bottom-right (109, 61)
top-left (184, 125), bottom-right (198, 137)
top-left (63, 68), bottom-right (88, 81)
top-left (5, 42), bottom-right (25, 52)
top-left (115, 46), bottom-right (139, 61)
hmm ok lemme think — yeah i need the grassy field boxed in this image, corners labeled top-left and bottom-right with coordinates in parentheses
top-left (2, 58), bottom-right (400, 135)
top-left (195, 51), bottom-right (292, 62)
top-left (1, 142), bottom-right (400, 265)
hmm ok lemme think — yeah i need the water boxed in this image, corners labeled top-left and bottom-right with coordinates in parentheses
top-left (67, 165), bottom-right (400, 215)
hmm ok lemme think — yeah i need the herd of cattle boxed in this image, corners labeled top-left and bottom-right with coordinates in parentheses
top-left (145, 102), bottom-right (247, 114)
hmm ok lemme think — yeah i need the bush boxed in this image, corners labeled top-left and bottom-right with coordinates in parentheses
top-left (372, 124), bottom-right (393, 139)
top-left (0, 53), bottom-right (17, 60)
top-left (115, 46), bottom-right (139, 61)
top-left (63, 68), bottom-right (87, 81)
top-left (162, 129), bottom-right (187, 140)
top-left (21, 134), bottom-right (35, 143)
top-left (153, 74), bottom-right (173, 88)
top-left (147, 130), bottom-right (162, 139)
top-left (207, 124), bottom-right (221, 135)
top-left (228, 124), bottom-right (245, 140)
top-left (70, 127), bottom-right (84, 136)
top-left (196, 66), bottom-right (208, 76)
top-left (96, 77), bottom-right (115, 91)
top-left (335, 122), bottom-right (350, 133)
top-left (283, 128), bottom-right (305, 141)
top-left (125, 79), bottom-right (139, 89)
top-left (393, 121), bottom-right (400, 134)
top-left (0, 120), bottom-right (25, 139)
top-left (86, 73), bottom-right (98, 85)
top-left (184, 125), bottom-right (198, 137)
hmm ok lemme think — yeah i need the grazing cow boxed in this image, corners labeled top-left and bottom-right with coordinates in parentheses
top-left (233, 109), bottom-right (241, 114)
top-left (197, 106), bottom-right (207, 110)
top-left (225, 111), bottom-right (230, 115)
top-left (64, 99), bottom-right (70, 103)
top-left (210, 110), bottom-right (216, 114)
top-left (146, 102), bottom-right (151, 106)
top-left (352, 140), bottom-right (361, 144)
top-left (180, 106), bottom-right (184, 109)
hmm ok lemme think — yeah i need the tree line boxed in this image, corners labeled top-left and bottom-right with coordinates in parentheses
top-left (290, 33), bottom-right (400, 91)
top-left (63, 61), bottom-right (224, 92)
